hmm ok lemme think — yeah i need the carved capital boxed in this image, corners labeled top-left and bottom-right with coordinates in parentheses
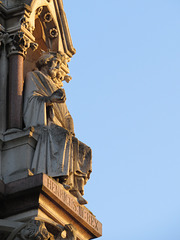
top-left (0, 31), bottom-right (9, 48)
top-left (7, 31), bottom-right (38, 58)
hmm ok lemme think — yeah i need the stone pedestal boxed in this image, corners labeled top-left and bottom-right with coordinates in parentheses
top-left (0, 174), bottom-right (102, 240)
top-left (0, 128), bottom-right (38, 183)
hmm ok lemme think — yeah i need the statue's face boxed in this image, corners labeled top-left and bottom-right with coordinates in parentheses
top-left (48, 58), bottom-right (65, 82)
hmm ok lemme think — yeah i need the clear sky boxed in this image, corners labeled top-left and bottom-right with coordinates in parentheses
top-left (63, 1), bottom-right (180, 240)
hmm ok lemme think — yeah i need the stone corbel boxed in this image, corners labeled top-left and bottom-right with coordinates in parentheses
top-left (17, 220), bottom-right (54, 240)
top-left (6, 220), bottom-right (77, 240)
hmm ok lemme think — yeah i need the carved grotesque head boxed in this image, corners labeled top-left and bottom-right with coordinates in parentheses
top-left (19, 220), bottom-right (51, 240)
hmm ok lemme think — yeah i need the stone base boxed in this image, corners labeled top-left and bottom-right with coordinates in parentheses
top-left (0, 128), bottom-right (38, 183)
top-left (0, 174), bottom-right (102, 240)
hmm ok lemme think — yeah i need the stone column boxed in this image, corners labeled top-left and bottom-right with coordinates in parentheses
top-left (8, 54), bottom-right (24, 129)
top-left (7, 32), bottom-right (30, 129)
top-left (7, 31), bottom-right (38, 129)
top-left (0, 32), bottom-right (8, 132)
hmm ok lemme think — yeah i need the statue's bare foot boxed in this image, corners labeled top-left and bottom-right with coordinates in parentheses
top-left (77, 194), bottom-right (88, 205)
top-left (70, 190), bottom-right (88, 205)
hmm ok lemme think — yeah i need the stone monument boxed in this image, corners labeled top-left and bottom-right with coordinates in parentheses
top-left (0, 1), bottom-right (102, 239)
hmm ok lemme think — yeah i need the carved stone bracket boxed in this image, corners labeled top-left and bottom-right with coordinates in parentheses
top-left (7, 31), bottom-right (38, 58)
top-left (7, 220), bottom-right (76, 240)
top-left (17, 220), bottom-right (53, 240)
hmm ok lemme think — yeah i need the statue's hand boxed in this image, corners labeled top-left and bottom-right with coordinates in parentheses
top-left (49, 89), bottom-right (66, 103)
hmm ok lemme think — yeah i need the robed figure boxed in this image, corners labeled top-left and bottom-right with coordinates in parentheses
top-left (23, 52), bottom-right (92, 204)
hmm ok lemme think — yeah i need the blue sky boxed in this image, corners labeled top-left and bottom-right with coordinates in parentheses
top-left (63, 1), bottom-right (180, 239)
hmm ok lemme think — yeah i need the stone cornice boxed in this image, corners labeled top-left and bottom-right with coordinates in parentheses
top-left (0, 3), bottom-right (31, 17)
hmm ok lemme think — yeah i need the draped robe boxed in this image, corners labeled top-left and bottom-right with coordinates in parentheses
top-left (23, 71), bottom-right (92, 190)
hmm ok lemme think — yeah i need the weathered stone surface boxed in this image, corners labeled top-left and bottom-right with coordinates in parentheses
top-left (0, 174), bottom-right (102, 239)
top-left (0, 0), bottom-right (76, 130)
top-left (0, 218), bottom-right (77, 240)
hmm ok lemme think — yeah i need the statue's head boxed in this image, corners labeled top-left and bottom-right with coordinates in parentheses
top-left (36, 52), bottom-right (71, 87)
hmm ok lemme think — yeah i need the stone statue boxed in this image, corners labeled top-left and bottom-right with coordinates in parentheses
top-left (23, 52), bottom-right (92, 205)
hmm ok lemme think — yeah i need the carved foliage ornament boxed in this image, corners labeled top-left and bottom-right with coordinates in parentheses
top-left (20, 17), bottom-right (35, 33)
top-left (0, 32), bottom-right (10, 48)
top-left (7, 31), bottom-right (38, 57)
